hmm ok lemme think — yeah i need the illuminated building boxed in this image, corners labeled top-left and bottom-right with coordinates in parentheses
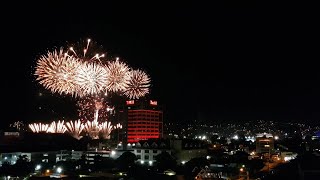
top-left (119, 99), bottom-right (163, 143)
top-left (256, 133), bottom-right (274, 154)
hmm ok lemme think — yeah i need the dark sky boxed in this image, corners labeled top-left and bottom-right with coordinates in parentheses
top-left (1, 2), bottom-right (319, 128)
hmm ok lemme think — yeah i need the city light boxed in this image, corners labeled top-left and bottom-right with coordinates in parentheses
top-left (233, 135), bottom-right (239, 140)
top-left (35, 164), bottom-right (41, 171)
top-left (111, 150), bottom-right (116, 156)
top-left (56, 167), bottom-right (62, 174)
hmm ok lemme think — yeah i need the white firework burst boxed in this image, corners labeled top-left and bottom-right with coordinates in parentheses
top-left (29, 123), bottom-right (49, 133)
top-left (84, 120), bottom-right (100, 139)
top-left (47, 120), bottom-right (67, 133)
top-left (65, 120), bottom-right (84, 140)
top-left (105, 59), bottom-right (131, 92)
top-left (35, 49), bottom-right (81, 97)
top-left (124, 69), bottom-right (150, 99)
top-left (76, 62), bottom-right (108, 96)
top-left (99, 121), bottom-right (114, 139)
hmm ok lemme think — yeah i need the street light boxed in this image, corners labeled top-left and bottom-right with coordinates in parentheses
top-left (56, 167), bottom-right (62, 174)
top-left (35, 164), bottom-right (41, 171)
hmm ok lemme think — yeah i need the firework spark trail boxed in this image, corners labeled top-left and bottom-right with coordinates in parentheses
top-left (65, 120), bottom-right (84, 140)
top-left (75, 62), bottom-right (108, 96)
top-left (124, 69), bottom-right (150, 99)
top-left (67, 39), bottom-right (106, 64)
top-left (29, 123), bottom-right (49, 133)
top-left (47, 120), bottom-right (67, 133)
top-left (105, 59), bottom-right (131, 92)
top-left (77, 96), bottom-right (115, 122)
top-left (10, 121), bottom-right (25, 131)
top-left (100, 121), bottom-right (114, 139)
top-left (35, 49), bottom-right (81, 97)
top-left (115, 123), bottom-right (123, 129)
top-left (84, 110), bottom-right (100, 139)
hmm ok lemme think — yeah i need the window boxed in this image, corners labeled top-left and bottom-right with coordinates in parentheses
top-left (145, 150), bottom-right (149, 153)
top-left (153, 150), bottom-right (157, 153)
top-left (137, 150), bottom-right (141, 153)
top-left (137, 155), bottom-right (141, 159)
top-left (145, 155), bottom-right (149, 160)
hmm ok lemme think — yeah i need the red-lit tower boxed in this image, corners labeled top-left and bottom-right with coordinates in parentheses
top-left (119, 99), bottom-right (163, 143)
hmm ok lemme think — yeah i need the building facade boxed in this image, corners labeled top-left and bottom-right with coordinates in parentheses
top-left (118, 99), bottom-right (163, 143)
top-left (256, 134), bottom-right (274, 154)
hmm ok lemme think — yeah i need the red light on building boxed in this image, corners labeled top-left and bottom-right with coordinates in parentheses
top-left (126, 100), bottom-right (135, 105)
top-left (150, 100), bottom-right (157, 106)
top-left (127, 110), bottom-right (163, 143)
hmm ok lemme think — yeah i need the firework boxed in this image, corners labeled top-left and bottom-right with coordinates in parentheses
top-left (35, 49), bottom-right (81, 97)
top-left (29, 123), bottom-right (49, 133)
top-left (124, 69), bottom-right (150, 99)
top-left (115, 123), bottom-right (123, 129)
top-left (84, 120), bottom-right (100, 139)
top-left (75, 62), bottom-right (108, 96)
top-left (47, 120), bottom-right (67, 133)
top-left (67, 39), bottom-right (106, 63)
top-left (84, 110), bottom-right (100, 139)
top-left (65, 120), bottom-right (84, 140)
top-left (105, 59), bottom-right (131, 92)
top-left (77, 96), bottom-right (111, 121)
top-left (10, 121), bottom-right (25, 131)
top-left (99, 121), bottom-right (113, 139)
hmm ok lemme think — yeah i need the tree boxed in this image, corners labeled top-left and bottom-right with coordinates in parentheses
top-left (247, 159), bottom-right (264, 174)
top-left (12, 155), bottom-right (34, 178)
top-left (116, 151), bottom-right (136, 171)
top-left (154, 151), bottom-right (176, 172)
top-left (184, 157), bottom-right (210, 179)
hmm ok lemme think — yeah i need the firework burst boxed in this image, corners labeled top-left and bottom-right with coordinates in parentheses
top-left (67, 39), bottom-right (106, 64)
top-left (124, 69), bottom-right (150, 99)
top-left (76, 62), bottom-right (108, 95)
top-left (105, 59), bottom-right (131, 92)
top-left (47, 120), bottom-right (67, 133)
top-left (10, 121), bottom-right (25, 131)
top-left (65, 120), bottom-right (84, 140)
top-left (84, 119), bottom-right (100, 139)
top-left (35, 49), bottom-right (81, 97)
top-left (77, 96), bottom-right (112, 122)
top-left (100, 121), bottom-right (113, 139)
top-left (29, 123), bottom-right (49, 133)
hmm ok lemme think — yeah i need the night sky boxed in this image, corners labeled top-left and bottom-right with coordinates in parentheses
top-left (1, 2), bottom-right (319, 128)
